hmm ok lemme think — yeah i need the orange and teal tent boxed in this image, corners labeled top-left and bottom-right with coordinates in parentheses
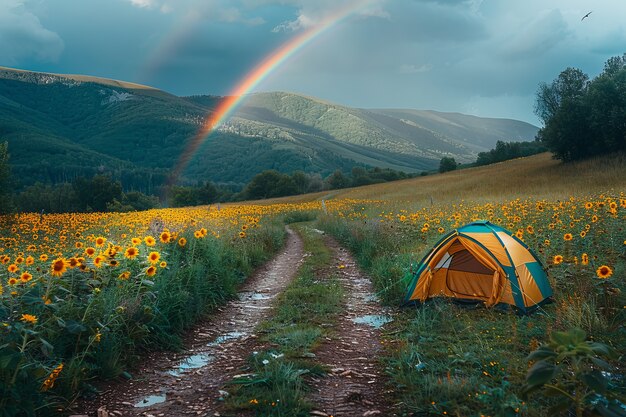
top-left (405, 221), bottom-right (552, 313)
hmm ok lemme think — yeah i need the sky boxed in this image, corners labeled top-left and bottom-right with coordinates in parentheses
top-left (2, 0), bottom-right (625, 125)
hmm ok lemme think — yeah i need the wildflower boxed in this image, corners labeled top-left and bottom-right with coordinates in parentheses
top-left (20, 272), bottom-right (32, 283)
top-left (581, 253), bottom-right (589, 266)
top-left (584, 202), bottom-right (593, 209)
top-left (95, 237), bottom-right (106, 247)
top-left (94, 332), bottom-right (102, 343)
top-left (239, 231), bottom-right (246, 239)
top-left (50, 258), bottom-right (68, 277)
top-left (21, 314), bottom-right (38, 324)
top-left (41, 363), bottom-right (63, 391)
top-left (553, 255), bottom-right (564, 265)
top-left (124, 247), bottom-right (139, 259)
top-left (194, 231), bottom-right (202, 239)
top-left (7, 277), bottom-right (17, 286)
top-left (146, 266), bottom-right (157, 277)
top-left (563, 233), bottom-right (573, 241)
top-left (132, 237), bottom-right (142, 245)
top-left (148, 251), bottom-right (160, 264)
top-left (579, 231), bottom-right (586, 238)
top-left (118, 271), bottom-right (130, 280)
top-left (526, 225), bottom-right (534, 234)
top-left (159, 261), bottom-right (167, 268)
top-left (144, 236), bottom-right (156, 246)
top-left (178, 237), bottom-right (187, 247)
top-left (75, 242), bottom-right (83, 249)
top-left (93, 256), bottom-right (105, 268)
top-left (15, 256), bottom-right (24, 264)
top-left (596, 265), bottom-right (613, 279)
top-left (85, 247), bottom-right (96, 257)
top-left (25, 256), bottom-right (34, 265)
top-left (7, 264), bottom-right (18, 273)
top-left (200, 228), bottom-right (208, 237)
top-left (159, 231), bottom-right (170, 243)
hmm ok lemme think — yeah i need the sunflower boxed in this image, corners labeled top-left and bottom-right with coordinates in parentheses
top-left (146, 266), bottom-right (157, 277)
top-left (579, 231), bottom-right (586, 238)
top-left (591, 215), bottom-right (598, 223)
top-left (200, 228), bottom-right (208, 237)
top-left (239, 231), bottom-right (246, 239)
top-left (132, 237), bottom-right (142, 246)
top-left (50, 258), bottom-right (68, 277)
top-left (515, 230), bottom-right (524, 239)
top-left (563, 233), bottom-right (573, 241)
top-left (148, 251), bottom-right (160, 264)
top-left (7, 264), bottom-right (18, 273)
top-left (124, 247), bottom-right (139, 259)
top-left (159, 231), bottom-right (170, 244)
top-left (584, 202), bottom-right (593, 209)
top-left (118, 271), bottom-right (130, 280)
top-left (15, 256), bottom-right (24, 264)
top-left (526, 225), bottom-right (534, 234)
top-left (85, 247), bottom-right (96, 257)
top-left (40, 254), bottom-right (48, 262)
top-left (21, 314), bottom-right (37, 324)
top-left (596, 265), bottom-right (613, 279)
top-left (178, 237), bottom-right (187, 247)
top-left (95, 237), bottom-right (106, 247)
top-left (7, 277), bottom-right (18, 286)
top-left (544, 239), bottom-right (551, 246)
top-left (68, 257), bottom-right (80, 268)
top-left (159, 261), bottom-right (167, 268)
top-left (75, 242), bottom-right (83, 249)
top-left (194, 230), bottom-right (202, 239)
top-left (20, 272), bottom-right (32, 283)
top-left (93, 256), bottom-right (105, 268)
top-left (553, 255), bottom-right (564, 265)
top-left (144, 236), bottom-right (156, 247)
top-left (437, 227), bottom-right (445, 233)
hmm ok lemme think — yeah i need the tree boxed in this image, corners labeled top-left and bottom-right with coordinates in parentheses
top-left (439, 157), bottom-right (457, 173)
top-left (326, 170), bottom-right (349, 189)
top-left (535, 54), bottom-right (626, 161)
top-left (73, 175), bottom-right (123, 212)
top-left (244, 170), bottom-right (297, 199)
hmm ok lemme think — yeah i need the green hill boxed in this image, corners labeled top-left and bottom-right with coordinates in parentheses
top-left (0, 67), bottom-right (538, 191)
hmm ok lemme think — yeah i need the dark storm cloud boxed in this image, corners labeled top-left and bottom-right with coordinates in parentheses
top-left (4, 0), bottom-right (626, 123)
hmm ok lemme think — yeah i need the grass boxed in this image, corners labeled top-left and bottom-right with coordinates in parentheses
top-left (225, 223), bottom-right (344, 417)
top-left (313, 153), bottom-right (626, 416)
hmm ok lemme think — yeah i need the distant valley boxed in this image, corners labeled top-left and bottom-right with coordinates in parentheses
top-left (0, 67), bottom-right (538, 191)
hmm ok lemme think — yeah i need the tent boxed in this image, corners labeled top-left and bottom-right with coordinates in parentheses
top-left (405, 221), bottom-right (552, 313)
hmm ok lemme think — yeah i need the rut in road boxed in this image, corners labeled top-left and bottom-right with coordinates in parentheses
top-left (76, 227), bottom-right (304, 417)
top-left (307, 235), bottom-right (396, 417)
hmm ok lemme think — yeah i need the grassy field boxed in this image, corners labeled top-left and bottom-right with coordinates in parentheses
top-left (315, 152), bottom-right (626, 416)
top-left (1, 152), bottom-right (624, 416)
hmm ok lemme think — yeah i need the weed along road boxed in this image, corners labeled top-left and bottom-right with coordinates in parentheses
top-left (77, 227), bottom-right (305, 416)
top-left (75, 225), bottom-right (395, 417)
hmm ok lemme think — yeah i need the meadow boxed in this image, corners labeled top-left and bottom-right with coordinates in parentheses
top-left (1, 152), bottom-right (625, 416)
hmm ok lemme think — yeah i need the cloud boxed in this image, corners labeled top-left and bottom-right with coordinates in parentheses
top-left (501, 9), bottom-right (571, 60)
top-left (399, 64), bottom-right (432, 74)
top-left (0, 1), bottom-right (64, 65)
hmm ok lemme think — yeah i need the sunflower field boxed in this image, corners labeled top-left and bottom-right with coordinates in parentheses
top-left (0, 202), bottom-right (318, 415)
top-left (320, 194), bottom-right (626, 416)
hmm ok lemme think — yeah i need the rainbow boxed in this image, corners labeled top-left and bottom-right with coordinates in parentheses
top-left (169, 0), bottom-right (373, 184)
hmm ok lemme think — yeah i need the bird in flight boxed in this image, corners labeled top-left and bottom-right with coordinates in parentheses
top-left (581, 11), bottom-right (592, 21)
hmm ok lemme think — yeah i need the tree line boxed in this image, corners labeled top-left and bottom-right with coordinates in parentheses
top-left (0, 145), bottom-right (414, 214)
top-left (535, 53), bottom-right (626, 161)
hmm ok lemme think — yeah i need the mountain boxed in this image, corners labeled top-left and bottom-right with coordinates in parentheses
top-left (0, 67), bottom-right (539, 191)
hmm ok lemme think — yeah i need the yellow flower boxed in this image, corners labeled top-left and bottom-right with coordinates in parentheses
top-left (124, 247), bottom-right (139, 259)
top-left (159, 231), bottom-right (170, 243)
top-left (95, 236), bottom-right (106, 247)
top-left (20, 272), bottom-right (32, 283)
top-left (7, 264), bottom-right (18, 273)
top-left (85, 247), bottom-right (96, 257)
top-left (146, 266), bottom-right (157, 277)
top-left (159, 261), bottom-right (167, 268)
top-left (21, 314), bottom-right (38, 324)
top-left (596, 265), bottom-right (613, 279)
top-left (118, 271), bottom-right (130, 280)
top-left (41, 363), bottom-right (63, 391)
top-left (239, 231), bottom-right (246, 239)
top-left (50, 258), bottom-right (68, 277)
top-left (148, 251), bottom-right (160, 264)
top-left (132, 237), bottom-right (142, 246)
top-left (563, 233), bottom-right (573, 241)
top-left (144, 236), bottom-right (156, 246)
top-left (553, 255), bottom-right (564, 265)
top-left (581, 253), bottom-right (589, 266)
top-left (93, 256), bottom-right (105, 268)
top-left (178, 237), bottom-right (187, 247)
